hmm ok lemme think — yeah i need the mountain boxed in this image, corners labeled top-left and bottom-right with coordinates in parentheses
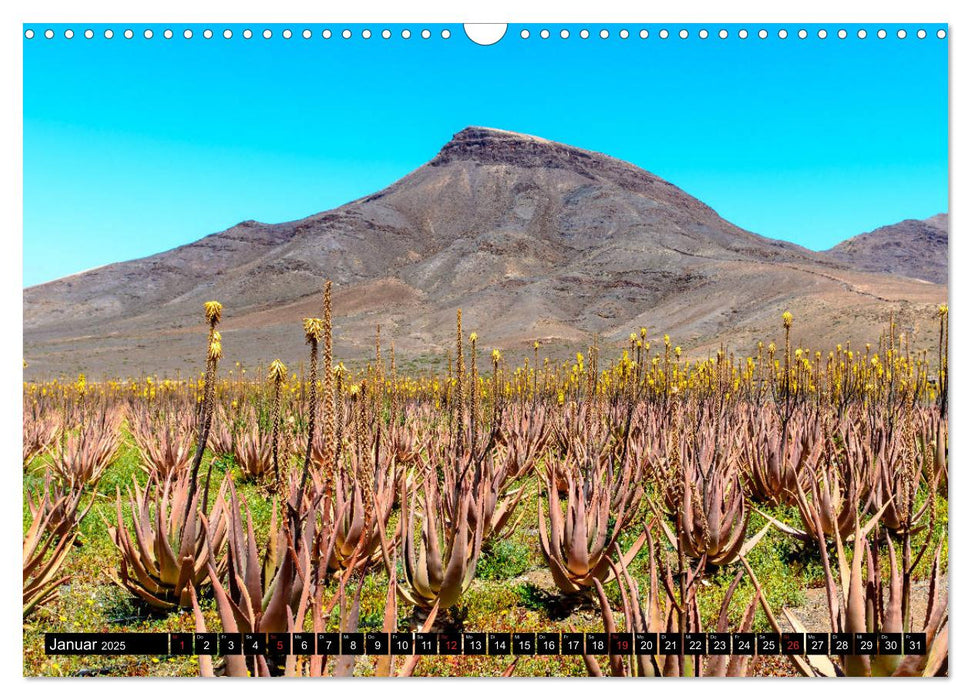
top-left (23, 127), bottom-right (947, 378)
top-left (823, 214), bottom-right (948, 284)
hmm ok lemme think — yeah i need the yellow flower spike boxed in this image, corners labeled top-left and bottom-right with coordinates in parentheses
top-left (782, 310), bottom-right (793, 328)
top-left (204, 300), bottom-right (223, 325)
top-left (469, 332), bottom-right (478, 343)
top-left (491, 348), bottom-right (501, 363)
top-left (268, 359), bottom-right (287, 381)
top-left (303, 317), bottom-right (324, 343)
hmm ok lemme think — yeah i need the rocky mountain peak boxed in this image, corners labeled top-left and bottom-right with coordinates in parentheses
top-left (430, 126), bottom-right (604, 170)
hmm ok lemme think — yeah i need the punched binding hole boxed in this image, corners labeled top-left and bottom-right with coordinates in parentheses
top-left (464, 24), bottom-right (507, 46)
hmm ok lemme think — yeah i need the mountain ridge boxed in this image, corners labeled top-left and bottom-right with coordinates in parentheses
top-left (24, 127), bottom-right (947, 378)
top-left (824, 213), bottom-right (948, 284)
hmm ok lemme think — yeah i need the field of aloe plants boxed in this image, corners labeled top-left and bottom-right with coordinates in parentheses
top-left (22, 284), bottom-right (949, 677)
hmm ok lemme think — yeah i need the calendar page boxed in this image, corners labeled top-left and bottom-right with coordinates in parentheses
top-left (22, 19), bottom-right (948, 679)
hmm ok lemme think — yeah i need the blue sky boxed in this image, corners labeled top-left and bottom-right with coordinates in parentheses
top-left (23, 23), bottom-right (948, 287)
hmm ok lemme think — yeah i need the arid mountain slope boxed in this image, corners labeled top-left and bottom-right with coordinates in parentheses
top-left (824, 213), bottom-right (948, 284)
top-left (24, 127), bottom-right (947, 378)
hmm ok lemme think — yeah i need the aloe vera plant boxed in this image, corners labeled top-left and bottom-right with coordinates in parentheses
top-left (207, 404), bottom-right (235, 457)
top-left (194, 492), bottom-right (317, 675)
top-left (436, 436), bottom-right (526, 546)
top-left (386, 470), bottom-right (485, 613)
top-left (26, 474), bottom-right (94, 541)
top-left (538, 459), bottom-right (644, 594)
top-left (927, 414), bottom-right (948, 495)
top-left (23, 496), bottom-right (77, 617)
top-left (321, 433), bottom-right (397, 575)
top-left (23, 404), bottom-right (59, 466)
top-left (233, 421), bottom-right (274, 482)
top-left (758, 422), bottom-right (871, 543)
top-left (473, 451), bottom-right (529, 543)
top-left (188, 544), bottom-right (316, 677)
top-left (128, 403), bottom-right (195, 480)
top-left (108, 472), bottom-right (230, 609)
top-left (740, 408), bottom-right (819, 506)
top-left (674, 430), bottom-right (768, 566)
top-left (867, 422), bottom-right (935, 534)
top-left (48, 409), bottom-right (121, 489)
top-left (497, 404), bottom-right (550, 480)
top-left (387, 420), bottom-right (422, 467)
